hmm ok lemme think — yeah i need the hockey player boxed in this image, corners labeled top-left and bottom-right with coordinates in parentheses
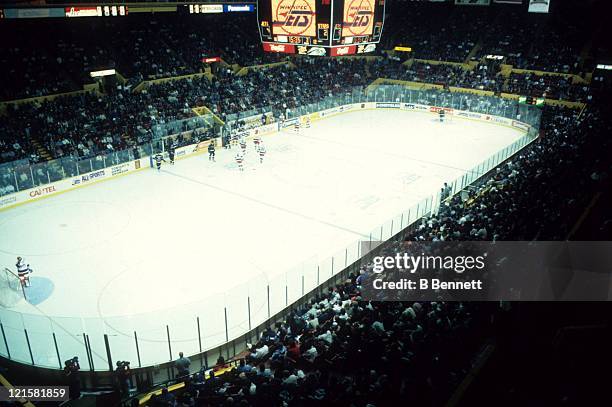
top-left (240, 137), bottom-right (247, 154)
top-left (294, 121), bottom-right (300, 134)
top-left (16, 256), bottom-right (32, 287)
top-left (168, 146), bottom-right (175, 165)
top-left (258, 142), bottom-right (266, 163)
top-left (208, 142), bottom-right (216, 161)
top-left (235, 152), bottom-right (244, 172)
top-left (304, 117), bottom-right (311, 129)
top-left (439, 109), bottom-right (445, 123)
top-left (153, 153), bottom-right (166, 171)
top-left (253, 136), bottom-right (261, 150)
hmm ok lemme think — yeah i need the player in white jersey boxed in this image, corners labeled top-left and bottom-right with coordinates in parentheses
top-left (153, 154), bottom-right (166, 171)
top-left (253, 136), bottom-right (261, 150)
top-left (235, 153), bottom-right (244, 171)
top-left (304, 117), bottom-right (311, 128)
top-left (294, 121), bottom-right (300, 134)
top-left (258, 142), bottom-right (266, 163)
top-left (240, 136), bottom-right (247, 154)
top-left (16, 256), bottom-right (32, 287)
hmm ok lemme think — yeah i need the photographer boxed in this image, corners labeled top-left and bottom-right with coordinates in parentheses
top-left (63, 356), bottom-right (81, 400)
top-left (115, 360), bottom-right (131, 398)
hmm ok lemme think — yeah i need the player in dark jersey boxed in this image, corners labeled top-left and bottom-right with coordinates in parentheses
top-left (439, 109), bottom-right (445, 123)
top-left (208, 142), bottom-right (216, 161)
top-left (168, 146), bottom-right (175, 165)
top-left (154, 154), bottom-right (166, 171)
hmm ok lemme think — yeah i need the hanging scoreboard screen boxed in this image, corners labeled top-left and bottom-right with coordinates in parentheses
top-left (340, 0), bottom-right (376, 38)
top-left (271, 0), bottom-right (318, 38)
top-left (258, 0), bottom-right (385, 56)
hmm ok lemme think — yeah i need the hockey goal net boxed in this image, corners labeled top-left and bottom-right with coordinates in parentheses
top-left (0, 268), bottom-right (26, 308)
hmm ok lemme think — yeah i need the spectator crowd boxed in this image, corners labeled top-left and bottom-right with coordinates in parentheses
top-left (148, 284), bottom-right (490, 406)
top-left (0, 2), bottom-right (595, 171)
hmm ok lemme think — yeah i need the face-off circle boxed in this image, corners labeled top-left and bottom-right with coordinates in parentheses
top-left (344, 0), bottom-right (374, 36)
top-left (274, 0), bottom-right (315, 37)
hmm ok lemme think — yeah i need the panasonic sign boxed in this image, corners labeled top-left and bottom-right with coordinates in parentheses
top-left (224, 4), bottom-right (254, 12)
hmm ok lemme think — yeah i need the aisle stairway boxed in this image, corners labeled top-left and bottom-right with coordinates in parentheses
top-left (464, 41), bottom-right (482, 64)
top-left (31, 138), bottom-right (53, 161)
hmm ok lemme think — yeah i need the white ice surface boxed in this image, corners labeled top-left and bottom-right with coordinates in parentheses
top-left (0, 110), bottom-right (522, 366)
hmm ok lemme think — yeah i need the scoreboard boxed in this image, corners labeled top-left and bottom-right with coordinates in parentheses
top-left (257, 0), bottom-right (385, 56)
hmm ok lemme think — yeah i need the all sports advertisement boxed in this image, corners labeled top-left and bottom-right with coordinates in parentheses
top-left (271, 0), bottom-right (317, 37)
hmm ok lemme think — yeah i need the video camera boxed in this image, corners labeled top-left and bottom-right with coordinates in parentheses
top-left (116, 360), bottom-right (131, 371)
top-left (64, 356), bottom-right (80, 371)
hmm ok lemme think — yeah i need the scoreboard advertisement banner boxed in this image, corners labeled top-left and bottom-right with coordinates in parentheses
top-left (271, 0), bottom-right (317, 37)
top-left (65, 7), bottom-right (101, 17)
top-left (261, 42), bottom-right (375, 56)
top-left (330, 45), bottom-right (356, 56)
top-left (258, 0), bottom-right (384, 55)
top-left (341, 0), bottom-right (376, 37)
top-left (224, 4), bottom-right (255, 12)
top-left (262, 42), bottom-right (297, 53)
top-left (64, 5), bottom-right (127, 18)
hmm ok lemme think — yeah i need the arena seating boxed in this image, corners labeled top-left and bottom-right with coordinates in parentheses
top-left (0, 58), bottom-right (381, 165)
top-left (145, 285), bottom-right (490, 406)
top-left (0, 2), bottom-right (591, 101)
top-left (506, 72), bottom-right (591, 102)
top-left (383, 2), bottom-right (490, 63)
top-left (1, 3), bottom-right (610, 406)
top-left (0, 14), bottom-right (279, 102)
top-left (0, 2), bottom-right (595, 168)
top-left (0, 49), bottom-right (594, 168)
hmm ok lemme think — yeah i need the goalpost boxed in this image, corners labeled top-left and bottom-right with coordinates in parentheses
top-left (0, 268), bottom-right (27, 308)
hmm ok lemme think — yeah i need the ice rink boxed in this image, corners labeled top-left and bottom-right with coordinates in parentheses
top-left (0, 109), bottom-right (524, 366)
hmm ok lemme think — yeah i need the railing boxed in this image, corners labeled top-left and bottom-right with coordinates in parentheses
top-left (0, 86), bottom-right (541, 372)
top-left (285, 85), bottom-right (542, 130)
top-left (0, 113), bottom-right (217, 197)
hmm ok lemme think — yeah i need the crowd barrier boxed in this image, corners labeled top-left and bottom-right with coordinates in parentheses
top-left (0, 113), bottom-right (218, 200)
top-left (0, 85), bottom-right (99, 107)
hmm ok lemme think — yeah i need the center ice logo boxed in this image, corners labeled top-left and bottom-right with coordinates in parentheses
top-left (272, 0), bottom-right (316, 37)
top-left (343, 0), bottom-right (374, 36)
